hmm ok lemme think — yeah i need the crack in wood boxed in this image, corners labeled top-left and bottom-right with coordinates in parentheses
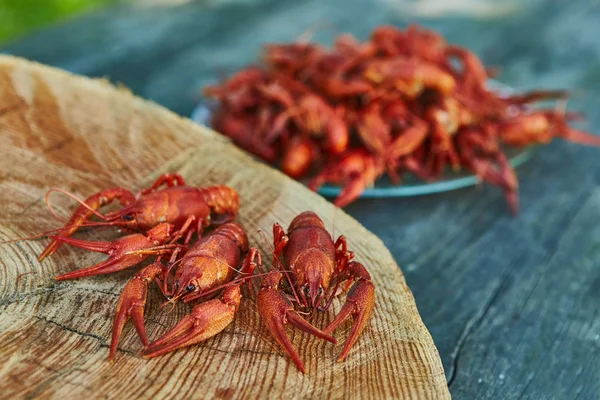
top-left (446, 193), bottom-right (594, 390)
top-left (14, 196), bottom-right (43, 217)
top-left (33, 315), bottom-right (106, 342)
top-left (447, 272), bottom-right (510, 387)
top-left (0, 284), bottom-right (128, 307)
top-left (33, 315), bottom-right (136, 358)
top-left (0, 284), bottom-right (67, 306)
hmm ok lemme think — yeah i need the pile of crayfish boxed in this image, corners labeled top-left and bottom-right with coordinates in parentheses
top-left (204, 24), bottom-right (600, 213)
top-left (31, 174), bottom-right (374, 373)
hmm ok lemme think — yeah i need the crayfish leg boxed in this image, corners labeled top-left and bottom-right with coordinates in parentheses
top-left (561, 127), bottom-right (600, 146)
top-left (139, 173), bottom-right (186, 196)
top-left (334, 175), bottom-right (368, 208)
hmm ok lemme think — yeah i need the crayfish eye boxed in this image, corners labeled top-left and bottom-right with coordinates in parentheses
top-left (303, 285), bottom-right (310, 295)
top-left (318, 286), bottom-right (323, 295)
top-left (122, 214), bottom-right (134, 221)
top-left (186, 284), bottom-right (196, 292)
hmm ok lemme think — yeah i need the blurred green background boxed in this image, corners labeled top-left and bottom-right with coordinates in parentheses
top-left (0, 0), bottom-right (123, 44)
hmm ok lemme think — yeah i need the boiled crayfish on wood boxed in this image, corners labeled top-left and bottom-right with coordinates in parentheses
top-left (35, 174), bottom-right (264, 362)
top-left (257, 211), bottom-right (375, 373)
top-left (39, 173), bottom-right (239, 262)
top-left (205, 24), bottom-right (600, 213)
top-left (31, 175), bottom-right (375, 373)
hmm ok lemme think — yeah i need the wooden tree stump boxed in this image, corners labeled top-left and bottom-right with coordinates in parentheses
top-left (0, 55), bottom-right (449, 399)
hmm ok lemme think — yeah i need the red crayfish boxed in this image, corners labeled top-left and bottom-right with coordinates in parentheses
top-left (30, 175), bottom-right (375, 373)
top-left (39, 173), bottom-right (239, 262)
top-left (35, 174), bottom-right (263, 362)
top-left (257, 211), bottom-right (375, 372)
top-left (205, 24), bottom-right (600, 214)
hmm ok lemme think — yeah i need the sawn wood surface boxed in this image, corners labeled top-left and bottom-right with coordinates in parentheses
top-left (0, 55), bottom-right (449, 399)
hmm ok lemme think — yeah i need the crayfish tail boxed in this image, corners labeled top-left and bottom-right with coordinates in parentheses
top-left (199, 185), bottom-right (240, 223)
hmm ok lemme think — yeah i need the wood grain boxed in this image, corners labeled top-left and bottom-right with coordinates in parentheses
top-left (0, 55), bottom-right (449, 399)
top-left (5, 1), bottom-right (600, 398)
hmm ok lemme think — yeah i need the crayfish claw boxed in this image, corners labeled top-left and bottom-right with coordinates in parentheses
top-left (109, 263), bottom-right (162, 362)
top-left (39, 188), bottom-right (135, 262)
top-left (286, 310), bottom-right (337, 344)
top-left (143, 285), bottom-right (241, 359)
top-left (55, 256), bottom-right (127, 281)
top-left (261, 308), bottom-right (307, 373)
top-left (145, 313), bottom-right (195, 351)
top-left (257, 272), bottom-right (336, 373)
top-left (325, 262), bottom-right (375, 362)
top-left (334, 175), bottom-right (369, 208)
top-left (49, 236), bottom-right (112, 254)
top-left (53, 224), bottom-right (174, 281)
top-left (308, 150), bottom-right (381, 208)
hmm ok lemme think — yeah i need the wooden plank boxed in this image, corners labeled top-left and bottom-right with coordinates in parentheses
top-left (0, 55), bottom-right (449, 399)
top-left (4, 1), bottom-right (600, 398)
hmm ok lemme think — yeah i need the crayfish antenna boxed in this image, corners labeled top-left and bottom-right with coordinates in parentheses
top-left (505, 89), bottom-right (569, 105)
top-left (296, 21), bottom-right (337, 44)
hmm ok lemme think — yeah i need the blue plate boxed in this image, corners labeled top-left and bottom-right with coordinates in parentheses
top-left (190, 99), bottom-right (532, 198)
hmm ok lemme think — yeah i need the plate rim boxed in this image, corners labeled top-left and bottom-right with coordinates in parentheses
top-left (316, 148), bottom-right (533, 198)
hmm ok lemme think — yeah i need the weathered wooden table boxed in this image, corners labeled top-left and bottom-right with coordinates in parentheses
top-left (3, 0), bottom-right (600, 398)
